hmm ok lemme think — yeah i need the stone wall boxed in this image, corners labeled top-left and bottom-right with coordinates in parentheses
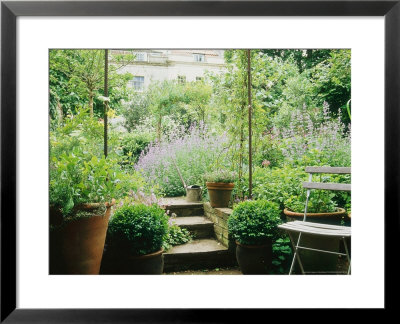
top-left (204, 202), bottom-right (235, 252)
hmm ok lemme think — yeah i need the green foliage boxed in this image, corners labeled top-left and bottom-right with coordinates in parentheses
top-left (119, 132), bottom-right (154, 165)
top-left (49, 108), bottom-right (147, 216)
top-left (271, 237), bottom-right (293, 274)
top-left (107, 204), bottom-right (169, 256)
top-left (228, 200), bottom-right (282, 245)
top-left (261, 49), bottom-right (332, 73)
top-left (121, 80), bottom-right (214, 142)
top-left (120, 92), bottom-right (150, 131)
top-left (311, 49), bottom-right (351, 124)
top-left (243, 166), bottom-right (307, 210)
top-left (285, 190), bottom-right (337, 214)
top-left (49, 49), bottom-right (133, 119)
top-left (253, 132), bottom-right (285, 168)
top-left (243, 166), bottom-right (350, 214)
top-left (204, 170), bottom-right (237, 183)
top-left (163, 224), bottom-right (193, 251)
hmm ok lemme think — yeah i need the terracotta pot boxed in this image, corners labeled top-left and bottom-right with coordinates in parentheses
top-left (50, 202), bottom-right (113, 275)
top-left (101, 248), bottom-right (164, 275)
top-left (283, 207), bottom-right (347, 273)
top-left (235, 240), bottom-right (272, 274)
top-left (283, 207), bottom-right (347, 225)
top-left (206, 182), bottom-right (235, 208)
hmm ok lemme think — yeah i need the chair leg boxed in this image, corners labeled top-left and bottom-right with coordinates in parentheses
top-left (288, 232), bottom-right (306, 275)
top-left (343, 237), bottom-right (351, 275)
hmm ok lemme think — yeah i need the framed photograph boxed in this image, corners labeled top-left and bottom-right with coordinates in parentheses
top-left (1, 0), bottom-right (397, 321)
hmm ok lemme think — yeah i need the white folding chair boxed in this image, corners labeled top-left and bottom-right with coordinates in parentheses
top-left (278, 167), bottom-right (351, 275)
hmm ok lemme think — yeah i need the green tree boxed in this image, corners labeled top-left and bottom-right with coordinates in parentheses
top-left (49, 49), bottom-right (134, 119)
top-left (311, 49), bottom-right (351, 124)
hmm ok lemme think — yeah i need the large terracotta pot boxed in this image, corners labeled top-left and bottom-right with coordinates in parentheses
top-left (283, 207), bottom-right (348, 274)
top-left (206, 182), bottom-right (235, 208)
top-left (283, 207), bottom-right (347, 225)
top-left (101, 248), bottom-right (164, 275)
top-left (235, 240), bottom-right (272, 275)
top-left (50, 202), bottom-right (113, 275)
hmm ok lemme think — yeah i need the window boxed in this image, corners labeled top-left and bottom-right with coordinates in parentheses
top-left (135, 52), bottom-right (147, 62)
top-left (178, 75), bottom-right (186, 84)
top-left (129, 76), bottom-right (145, 91)
top-left (195, 76), bottom-right (203, 82)
top-left (193, 54), bottom-right (205, 62)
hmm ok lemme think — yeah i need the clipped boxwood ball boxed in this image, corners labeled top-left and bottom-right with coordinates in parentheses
top-left (228, 200), bottom-right (281, 245)
top-left (107, 204), bottom-right (169, 256)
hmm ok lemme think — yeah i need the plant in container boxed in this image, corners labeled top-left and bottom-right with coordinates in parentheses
top-left (204, 170), bottom-right (237, 208)
top-left (228, 200), bottom-right (281, 274)
top-left (283, 189), bottom-right (349, 273)
top-left (103, 204), bottom-right (169, 274)
top-left (283, 190), bottom-right (347, 225)
top-left (49, 150), bottom-right (135, 274)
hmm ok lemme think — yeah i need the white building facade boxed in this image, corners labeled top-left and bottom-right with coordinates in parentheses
top-left (112, 49), bottom-right (226, 91)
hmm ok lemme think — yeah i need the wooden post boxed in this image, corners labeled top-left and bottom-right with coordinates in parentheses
top-left (104, 49), bottom-right (108, 158)
top-left (247, 49), bottom-right (252, 199)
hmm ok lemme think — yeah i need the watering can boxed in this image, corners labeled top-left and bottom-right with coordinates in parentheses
top-left (171, 158), bottom-right (202, 202)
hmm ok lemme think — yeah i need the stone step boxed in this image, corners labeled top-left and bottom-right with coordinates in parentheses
top-left (172, 216), bottom-right (214, 239)
top-left (163, 239), bottom-right (236, 272)
top-left (161, 197), bottom-right (204, 217)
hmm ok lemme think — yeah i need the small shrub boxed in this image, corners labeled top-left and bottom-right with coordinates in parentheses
top-left (163, 225), bottom-right (193, 251)
top-left (120, 132), bottom-right (153, 165)
top-left (271, 237), bottom-right (293, 274)
top-left (242, 165), bottom-right (307, 210)
top-left (107, 204), bottom-right (169, 255)
top-left (228, 200), bottom-right (281, 245)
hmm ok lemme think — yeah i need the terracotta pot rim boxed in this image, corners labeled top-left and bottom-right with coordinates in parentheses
top-left (235, 240), bottom-right (271, 248)
top-left (206, 182), bottom-right (235, 190)
top-left (283, 207), bottom-right (346, 217)
top-left (75, 200), bottom-right (115, 210)
top-left (129, 248), bottom-right (164, 260)
top-left (206, 182), bottom-right (235, 185)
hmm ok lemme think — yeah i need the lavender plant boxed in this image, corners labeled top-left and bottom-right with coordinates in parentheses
top-left (277, 102), bottom-right (351, 167)
top-left (135, 123), bottom-right (229, 197)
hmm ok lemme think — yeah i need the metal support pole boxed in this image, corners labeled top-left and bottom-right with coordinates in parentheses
top-left (104, 49), bottom-right (108, 158)
top-left (247, 49), bottom-right (252, 199)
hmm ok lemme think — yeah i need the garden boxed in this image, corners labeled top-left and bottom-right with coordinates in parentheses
top-left (49, 49), bottom-right (351, 275)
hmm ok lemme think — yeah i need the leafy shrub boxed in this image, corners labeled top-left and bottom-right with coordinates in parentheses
top-left (120, 92), bottom-right (150, 132)
top-left (204, 170), bottom-right (237, 183)
top-left (271, 237), bottom-right (293, 274)
top-left (228, 200), bottom-right (282, 245)
top-left (254, 131), bottom-right (285, 168)
top-left (285, 190), bottom-right (337, 213)
top-left (284, 172), bottom-right (350, 213)
top-left (242, 166), bottom-right (307, 210)
top-left (243, 165), bottom-right (350, 214)
top-left (49, 149), bottom-right (145, 216)
top-left (49, 109), bottom-right (148, 216)
top-left (119, 132), bottom-right (154, 165)
top-left (107, 204), bottom-right (169, 255)
top-left (163, 225), bottom-right (192, 251)
top-left (135, 123), bottom-right (230, 197)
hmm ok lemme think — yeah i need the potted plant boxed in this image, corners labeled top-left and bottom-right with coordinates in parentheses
top-left (283, 192), bottom-right (348, 273)
top-left (228, 200), bottom-right (281, 274)
top-left (204, 170), bottom-right (237, 208)
top-left (49, 152), bottom-right (132, 275)
top-left (102, 204), bottom-right (169, 274)
top-left (283, 191), bottom-right (347, 225)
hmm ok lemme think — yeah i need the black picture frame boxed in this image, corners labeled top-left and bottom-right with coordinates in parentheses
top-left (1, 0), bottom-right (397, 321)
